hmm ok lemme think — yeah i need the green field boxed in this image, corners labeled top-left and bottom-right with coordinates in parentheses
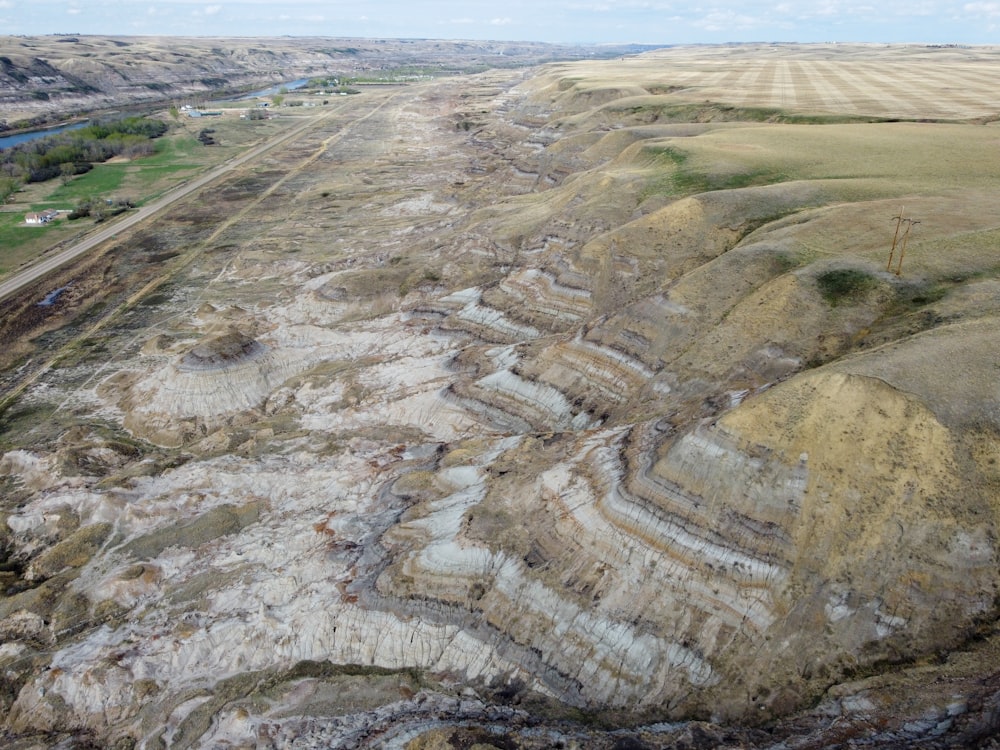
top-left (0, 210), bottom-right (97, 276)
top-left (0, 114), bottom-right (298, 280)
top-left (41, 165), bottom-right (128, 203)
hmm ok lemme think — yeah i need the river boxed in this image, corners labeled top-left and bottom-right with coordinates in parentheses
top-left (0, 121), bottom-right (89, 151)
top-left (1, 77), bottom-right (310, 149)
top-left (227, 78), bottom-right (311, 101)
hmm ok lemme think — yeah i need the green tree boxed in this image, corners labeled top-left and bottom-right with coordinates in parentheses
top-left (0, 175), bottom-right (19, 203)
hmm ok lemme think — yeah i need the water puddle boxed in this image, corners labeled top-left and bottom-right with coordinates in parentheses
top-left (38, 285), bottom-right (70, 307)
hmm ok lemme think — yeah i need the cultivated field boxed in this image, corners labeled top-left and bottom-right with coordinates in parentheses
top-left (553, 43), bottom-right (1000, 120)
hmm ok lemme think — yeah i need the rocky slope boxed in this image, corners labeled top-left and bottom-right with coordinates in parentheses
top-left (2, 43), bottom-right (1000, 749)
top-left (0, 35), bottom-right (636, 127)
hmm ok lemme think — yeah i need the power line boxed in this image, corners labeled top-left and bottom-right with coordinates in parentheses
top-left (886, 208), bottom-right (918, 276)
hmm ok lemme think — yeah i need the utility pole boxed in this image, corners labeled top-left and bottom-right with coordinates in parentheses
top-left (887, 206), bottom-right (905, 272)
top-left (894, 219), bottom-right (920, 276)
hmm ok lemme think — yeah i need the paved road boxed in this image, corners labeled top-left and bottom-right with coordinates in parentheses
top-left (0, 109), bottom-right (333, 304)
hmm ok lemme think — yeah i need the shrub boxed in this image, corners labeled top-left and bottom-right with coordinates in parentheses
top-left (816, 268), bottom-right (877, 306)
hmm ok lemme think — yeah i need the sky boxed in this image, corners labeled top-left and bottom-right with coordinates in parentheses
top-left (1, 0), bottom-right (997, 45)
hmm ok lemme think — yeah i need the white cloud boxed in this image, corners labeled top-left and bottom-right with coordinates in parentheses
top-left (191, 3), bottom-right (221, 17)
top-left (810, 1), bottom-right (842, 18)
top-left (964, 1), bottom-right (1000, 15)
top-left (567, 1), bottom-right (676, 9)
top-left (692, 9), bottom-right (764, 31)
top-left (490, 17), bottom-right (512, 25)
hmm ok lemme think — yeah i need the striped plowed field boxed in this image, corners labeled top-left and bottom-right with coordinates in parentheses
top-left (633, 44), bottom-right (1000, 119)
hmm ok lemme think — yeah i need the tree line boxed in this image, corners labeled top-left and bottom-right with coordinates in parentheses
top-left (0, 116), bottom-right (168, 201)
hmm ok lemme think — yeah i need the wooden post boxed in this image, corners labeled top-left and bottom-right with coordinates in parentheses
top-left (895, 219), bottom-right (919, 276)
top-left (887, 207), bottom-right (905, 272)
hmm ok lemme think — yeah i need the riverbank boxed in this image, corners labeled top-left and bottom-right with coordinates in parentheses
top-left (1, 35), bottom-right (638, 126)
top-left (0, 119), bottom-right (90, 151)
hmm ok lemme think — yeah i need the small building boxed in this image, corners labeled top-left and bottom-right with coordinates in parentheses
top-left (25, 208), bottom-right (59, 225)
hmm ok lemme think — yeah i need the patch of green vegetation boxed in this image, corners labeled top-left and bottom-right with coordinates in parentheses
top-left (740, 211), bottom-right (805, 239)
top-left (717, 104), bottom-right (904, 124)
top-left (641, 144), bottom-right (788, 199)
top-left (122, 501), bottom-right (264, 561)
top-left (130, 164), bottom-right (199, 190)
top-left (0, 214), bottom-right (52, 274)
top-left (167, 567), bottom-right (249, 607)
top-left (1, 116), bottom-right (166, 187)
top-left (29, 522), bottom-right (113, 581)
top-left (612, 100), bottom-right (900, 126)
top-left (646, 144), bottom-right (688, 167)
top-left (0, 572), bottom-right (75, 635)
top-left (138, 291), bottom-right (173, 307)
top-left (674, 167), bottom-right (790, 195)
top-left (646, 84), bottom-right (686, 95)
top-left (44, 164), bottom-right (127, 202)
top-left (143, 136), bottom-right (202, 165)
top-left (816, 268), bottom-right (878, 306)
top-left (1, 119), bottom-right (293, 279)
top-left (895, 282), bottom-right (948, 310)
top-left (857, 279), bottom-right (955, 348)
top-left (557, 76), bottom-right (585, 91)
top-left (54, 334), bottom-right (112, 368)
top-left (343, 62), bottom-right (497, 84)
top-left (0, 401), bottom-right (60, 448)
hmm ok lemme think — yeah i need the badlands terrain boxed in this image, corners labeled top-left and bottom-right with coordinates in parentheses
top-left (0, 35), bottom-right (643, 128)
top-left (2, 40), bottom-right (1000, 748)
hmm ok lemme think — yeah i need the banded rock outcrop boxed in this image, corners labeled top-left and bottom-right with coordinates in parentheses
top-left (374, 368), bottom-right (998, 720)
top-left (111, 328), bottom-right (311, 446)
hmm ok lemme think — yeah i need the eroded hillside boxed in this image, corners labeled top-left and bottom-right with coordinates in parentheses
top-left (0, 35), bottom-right (638, 127)
top-left (2, 44), bottom-right (1000, 749)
